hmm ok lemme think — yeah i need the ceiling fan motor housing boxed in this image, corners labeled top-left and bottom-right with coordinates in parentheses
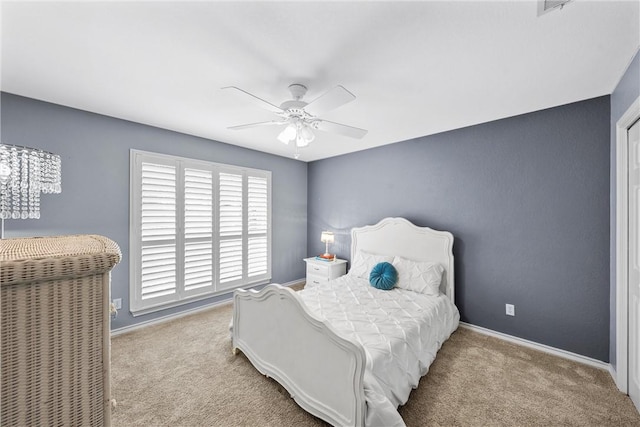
top-left (280, 84), bottom-right (310, 112)
top-left (288, 83), bottom-right (307, 100)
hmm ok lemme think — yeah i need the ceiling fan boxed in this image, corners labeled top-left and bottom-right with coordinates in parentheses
top-left (223, 84), bottom-right (368, 158)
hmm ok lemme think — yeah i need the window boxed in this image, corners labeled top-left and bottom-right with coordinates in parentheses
top-left (130, 150), bottom-right (271, 315)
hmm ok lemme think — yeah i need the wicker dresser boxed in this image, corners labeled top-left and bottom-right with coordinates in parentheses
top-left (1, 234), bottom-right (121, 427)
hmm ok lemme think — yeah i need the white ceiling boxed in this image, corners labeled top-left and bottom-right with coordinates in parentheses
top-left (1, 1), bottom-right (639, 162)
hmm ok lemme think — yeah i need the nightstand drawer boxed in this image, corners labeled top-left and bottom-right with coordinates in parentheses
top-left (306, 273), bottom-right (328, 288)
top-left (303, 257), bottom-right (348, 289)
top-left (306, 262), bottom-right (330, 277)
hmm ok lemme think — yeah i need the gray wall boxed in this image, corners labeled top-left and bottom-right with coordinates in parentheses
top-left (0, 89), bottom-right (617, 361)
top-left (0, 93), bottom-right (308, 330)
top-left (610, 48), bottom-right (640, 368)
top-left (308, 96), bottom-right (611, 361)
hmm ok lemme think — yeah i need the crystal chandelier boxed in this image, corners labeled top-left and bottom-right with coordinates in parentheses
top-left (0, 143), bottom-right (62, 225)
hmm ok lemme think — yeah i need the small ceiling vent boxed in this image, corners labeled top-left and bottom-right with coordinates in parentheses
top-left (538, 0), bottom-right (572, 16)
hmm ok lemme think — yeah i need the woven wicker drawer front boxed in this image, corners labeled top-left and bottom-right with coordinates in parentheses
top-left (1, 275), bottom-right (106, 426)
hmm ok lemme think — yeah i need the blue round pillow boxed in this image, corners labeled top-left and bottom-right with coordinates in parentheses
top-left (369, 262), bottom-right (398, 290)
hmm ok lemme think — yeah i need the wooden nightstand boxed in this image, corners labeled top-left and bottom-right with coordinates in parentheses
top-left (304, 257), bottom-right (347, 288)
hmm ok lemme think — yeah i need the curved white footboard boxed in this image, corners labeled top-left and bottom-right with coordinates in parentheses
top-left (232, 284), bottom-right (366, 427)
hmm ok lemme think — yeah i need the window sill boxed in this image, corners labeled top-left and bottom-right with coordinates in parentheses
top-left (130, 278), bottom-right (271, 317)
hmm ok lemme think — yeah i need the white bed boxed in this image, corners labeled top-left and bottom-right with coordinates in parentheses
top-left (232, 217), bottom-right (460, 426)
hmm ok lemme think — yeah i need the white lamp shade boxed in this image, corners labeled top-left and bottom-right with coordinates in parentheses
top-left (296, 134), bottom-right (310, 148)
top-left (278, 124), bottom-right (296, 144)
top-left (320, 231), bottom-right (334, 243)
top-left (279, 122), bottom-right (315, 149)
top-left (301, 125), bottom-right (315, 143)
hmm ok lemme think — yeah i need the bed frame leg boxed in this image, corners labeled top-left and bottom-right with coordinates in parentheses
top-left (232, 347), bottom-right (238, 355)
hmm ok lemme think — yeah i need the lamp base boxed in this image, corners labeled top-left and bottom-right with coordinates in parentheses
top-left (318, 253), bottom-right (335, 260)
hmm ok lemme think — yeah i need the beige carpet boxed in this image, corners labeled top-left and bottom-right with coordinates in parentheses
top-left (112, 300), bottom-right (640, 426)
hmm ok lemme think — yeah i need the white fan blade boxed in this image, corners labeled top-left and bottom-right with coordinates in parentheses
top-left (315, 119), bottom-right (368, 139)
top-left (304, 85), bottom-right (356, 116)
top-left (228, 120), bottom-right (287, 130)
top-left (222, 86), bottom-right (284, 113)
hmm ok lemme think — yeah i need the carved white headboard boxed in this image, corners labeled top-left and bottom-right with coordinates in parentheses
top-left (350, 217), bottom-right (455, 302)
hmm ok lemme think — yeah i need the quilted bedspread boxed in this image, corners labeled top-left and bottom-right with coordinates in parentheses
top-left (298, 274), bottom-right (460, 427)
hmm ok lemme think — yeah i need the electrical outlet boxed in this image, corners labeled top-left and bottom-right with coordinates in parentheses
top-left (506, 303), bottom-right (515, 316)
top-left (113, 298), bottom-right (122, 310)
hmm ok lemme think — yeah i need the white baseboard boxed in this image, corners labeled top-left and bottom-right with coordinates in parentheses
top-left (609, 364), bottom-right (618, 386)
top-left (459, 322), bottom-right (611, 372)
top-left (111, 279), bottom-right (305, 337)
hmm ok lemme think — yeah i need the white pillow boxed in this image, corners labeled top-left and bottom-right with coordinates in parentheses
top-left (349, 250), bottom-right (394, 279)
top-left (392, 256), bottom-right (444, 295)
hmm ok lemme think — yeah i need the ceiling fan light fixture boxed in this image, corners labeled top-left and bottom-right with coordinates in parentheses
top-left (278, 123), bottom-right (296, 144)
top-left (301, 125), bottom-right (315, 144)
top-left (296, 133), bottom-right (310, 148)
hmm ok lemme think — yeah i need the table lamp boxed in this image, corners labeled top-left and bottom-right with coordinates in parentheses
top-left (320, 231), bottom-right (335, 259)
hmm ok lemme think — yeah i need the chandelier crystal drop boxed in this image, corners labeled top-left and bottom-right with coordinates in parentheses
top-left (0, 143), bottom-right (62, 220)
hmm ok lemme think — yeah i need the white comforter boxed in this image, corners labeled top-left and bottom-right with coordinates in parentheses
top-left (298, 274), bottom-right (460, 427)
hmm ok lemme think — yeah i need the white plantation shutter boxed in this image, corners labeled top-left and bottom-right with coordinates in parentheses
top-left (247, 176), bottom-right (268, 278)
top-left (184, 168), bottom-right (213, 294)
top-left (130, 150), bottom-right (271, 315)
top-left (219, 172), bottom-right (244, 287)
top-left (140, 162), bottom-right (177, 301)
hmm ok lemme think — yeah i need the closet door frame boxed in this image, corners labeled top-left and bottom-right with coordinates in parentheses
top-left (616, 95), bottom-right (640, 394)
